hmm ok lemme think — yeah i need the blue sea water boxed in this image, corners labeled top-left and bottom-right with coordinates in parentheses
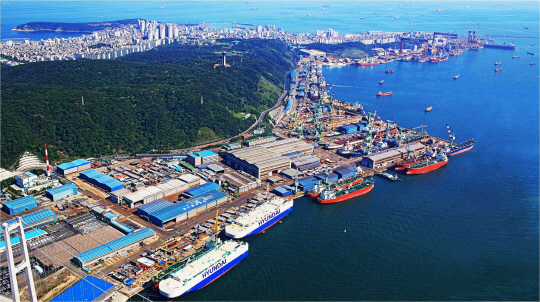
top-left (2, 1), bottom-right (538, 301)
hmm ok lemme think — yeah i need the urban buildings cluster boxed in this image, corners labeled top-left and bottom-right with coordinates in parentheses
top-left (1, 19), bottom-right (404, 64)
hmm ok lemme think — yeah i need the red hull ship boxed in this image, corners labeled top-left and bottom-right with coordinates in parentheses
top-left (357, 62), bottom-right (380, 66)
top-left (376, 91), bottom-right (393, 96)
top-left (406, 158), bottom-right (448, 175)
top-left (317, 179), bottom-right (375, 204)
top-left (495, 68), bottom-right (503, 72)
top-left (308, 175), bottom-right (364, 198)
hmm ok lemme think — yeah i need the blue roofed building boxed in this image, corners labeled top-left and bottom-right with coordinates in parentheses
top-left (181, 182), bottom-right (220, 198)
top-left (137, 199), bottom-right (173, 218)
top-left (0, 209), bottom-right (56, 237)
top-left (186, 150), bottom-right (219, 167)
top-left (2, 196), bottom-right (37, 215)
top-left (149, 189), bottom-right (229, 227)
top-left (50, 276), bottom-right (115, 302)
top-left (46, 184), bottom-right (77, 201)
top-left (79, 170), bottom-right (124, 192)
top-left (56, 159), bottom-right (91, 175)
top-left (73, 228), bottom-right (156, 269)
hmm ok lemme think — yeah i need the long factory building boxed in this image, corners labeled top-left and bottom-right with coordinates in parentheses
top-left (0, 209), bottom-right (56, 238)
top-left (73, 228), bottom-right (157, 269)
top-left (361, 142), bottom-right (425, 169)
top-left (225, 138), bottom-right (313, 178)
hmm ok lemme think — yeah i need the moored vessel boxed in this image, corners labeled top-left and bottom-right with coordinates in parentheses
top-left (317, 178), bottom-right (375, 204)
top-left (225, 197), bottom-right (293, 239)
top-left (309, 174), bottom-right (364, 198)
top-left (495, 68), bottom-right (503, 72)
top-left (158, 239), bottom-right (248, 299)
top-left (406, 154), bottom-right (448, 175)
top-left (376, 91), bottom-right (393, 96)
top-left (446, 139), bottom-right (475, 156)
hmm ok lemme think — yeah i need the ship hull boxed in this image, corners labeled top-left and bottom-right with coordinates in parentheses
top-left (357, 62), bottom-right (380, 66)
top-left (447, 144), bottom-right (474, 156)
top-left (159, 245), bottom-right (248, 298)
top-left (225, 205), bottom-right (293, 239)
top-left (318, 184), bottom-right (374, 204)
top-left (309, 177), bottom-right (364, 198)
top-left (406, 159), bottom-right (448, 175)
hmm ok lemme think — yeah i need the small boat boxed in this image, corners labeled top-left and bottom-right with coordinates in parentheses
top-left (322, 8), bottom-right (327, 11)
top-left (527, 52), bottom-right (534, 55)
top-left (454, 74), bottom-right (459, 79)
top-left (377, 172), bottom-right (401, 181)
top-left (160, 4), bottom-right (166, 9)
top-left (374, 11), bottom-right (379, 14)
top-left (376, 91), bottom-right (393, 96)
top-left (437, 9), bottom-right (443, 12)
top-left (394, 16), bottom-right (400, 19)
top-left (531, 44), bottom-right (536, 46)
top-left (379, 80), bottom-right (384, 84)
top-left (494, 68), bottom-right (503, 72)
top-left (494, 62), bottom-right (502, 65)
top-left (524, 27), bottom-right (530, 29)
top-left (385, 69), bottom-right (394, 73)
top-left (425, 106), bottom-right (433, 112)
top-left (252, 7), bottom-right (258, 10)
top-left (307, 14), bottom-right (313, 16)
top-left (530, 63), bottom-right (537, 66)
top-left (323, 11), bottom-right (329, 14)
top-left (513, 55), bottom-right (520, 59)
top-left (359, 17), bottom-right (365, 19)
top-left (409, 21), bottom-right (413, 24)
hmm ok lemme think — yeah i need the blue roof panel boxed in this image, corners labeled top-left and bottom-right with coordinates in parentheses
top-left (3, 196), bottom-right (37, 210)
top-left (150, 189), bottom-right (228, 223)
top-left (137, 199), bottom-right (173, 215)
top-left (46, 184), bottom-right (77, 195)
top-left (50, 276), bottom-right (114, 302)
top-left (74, 228), bottom-right (155, 263)
top-left (183, 182), bottom-right (220, 197)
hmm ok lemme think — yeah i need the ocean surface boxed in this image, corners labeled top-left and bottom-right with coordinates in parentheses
top-left (2, 1), bottom-right (539, 301)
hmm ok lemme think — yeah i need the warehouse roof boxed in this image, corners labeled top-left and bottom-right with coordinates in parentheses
top-left (3, 196), bottom-right (37, 210)
top-left (46, 184), bottom-right (77, 196)
top-left (50, 276), bottom-right (114, 302)
top-left (57, 159), bottom-right (90, 170)
top-left (179, 174), bottom-right (200, 183)
top-left (137, 199), bottom-right (173, 215)
top-left (206, 164), bottom-right (224, 173)
top-left (74, 228), bottom-right (156, 264)
top-left (364, 142), bottom-right (425, 162)
top-left (197, 150), bottom-right (218, 158)
top-left (0, 209), bottom-right (56, 235)
top-left (150, 189), bottom-right (228, 223)
top-left (183, 182), bottom-right (220, 197)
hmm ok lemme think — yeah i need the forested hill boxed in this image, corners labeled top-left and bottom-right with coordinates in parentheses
top-left (1, 39), bottom-right (294, 169)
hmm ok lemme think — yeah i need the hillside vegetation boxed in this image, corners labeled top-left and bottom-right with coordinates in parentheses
top-left (1, 39), bottom-right (293, 168)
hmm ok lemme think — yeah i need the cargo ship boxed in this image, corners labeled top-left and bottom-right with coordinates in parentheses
top-left (157, 239), bottom-right (248, 299)
top-left (406, 153), bottom-right (448, 175)
top-left (430, 55), bottom-right (448, 63)
top-left (225, 197), bottom-right (293, 239)
top-left (309, 174), bottom-right (364, 198)
top-left (317, 178), bottom-right (375, 203)
top-left (495, 68), bottom-right (503, 72)
top-left (513, 55), bottom-right (520, 59)
top-left (385, 69), bottom-right (394, 73)
top-left (376, 91), bottom-right (393, 96)
top-left (527, 52), bottom-right (534, 55)
top-left (494, 61), bottom-right (502, 65)
top-left (484, 43), bottom-right (516, 50)
top-left (446, 139), bottom-right (475, 156)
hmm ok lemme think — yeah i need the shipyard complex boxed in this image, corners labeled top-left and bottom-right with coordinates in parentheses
top-left (0, 22), bottom-right (490, 302)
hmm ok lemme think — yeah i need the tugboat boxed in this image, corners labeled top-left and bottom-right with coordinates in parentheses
top-left (406, 153), bottom-right (448, 175)
top-left (377, 171), bottom-right (401, 181)
top-left (376, 91), bottom-right (393, 97)
top-left (495, 68), bottom-right (503, 72)
top-left (317, 178), bottom-right (375, 204)
top-left (454, 74), bottom-right (460, 79)
top-left (494, 62), bottom-right (502, 65)
top-left (385, 69), bottom-right (394, 73)
top-left (379, 79), bottom-right (385, 84)
top-left (424, 106), bottom-right (433, 112)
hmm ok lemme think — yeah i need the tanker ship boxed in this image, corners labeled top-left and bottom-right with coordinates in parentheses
top-left (308, 174), bottom-right (364, 198)
top-left (406, 153), bottom-right (448, 175)
top-left (317, 178), bottom-right (375, 204)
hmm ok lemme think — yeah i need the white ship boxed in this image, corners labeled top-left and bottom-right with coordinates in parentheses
top-left (159, 239), bottom-right (248, 298)
top-left (225, 197), bottom-right (293, 239)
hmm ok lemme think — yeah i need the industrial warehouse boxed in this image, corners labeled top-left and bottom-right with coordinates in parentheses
top-left (73, 228), bottom-right (157, 269)
top-left (56, 159), bottom-right (91, 175)
top-left (0, 209), bottom-right (56, 236)
top-left (80, 169), bottom-right (124, 192)
top-left (225, 138), bottom-right (313, 178)
top-left (45, 183), bottom-right (78, 201)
